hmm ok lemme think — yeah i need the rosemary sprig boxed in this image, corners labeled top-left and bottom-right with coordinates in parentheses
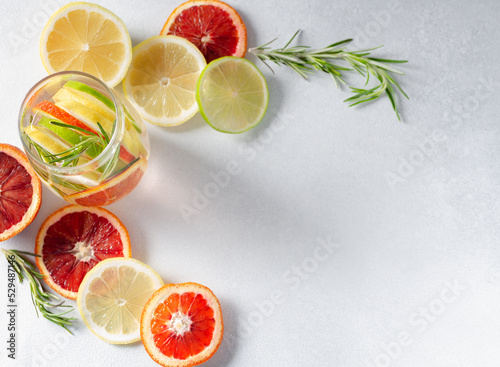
top-left (41, 121), bottom-right (109, 167)
top-left (249, 30), bottom-right (409, 120)
top-left (1, 249), bottom-right (76, 332)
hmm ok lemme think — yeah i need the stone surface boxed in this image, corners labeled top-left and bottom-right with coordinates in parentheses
top-left (0, 0), bottom-right (499, 366)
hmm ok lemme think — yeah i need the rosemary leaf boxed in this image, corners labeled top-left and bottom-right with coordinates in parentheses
top-left (249, 30), bottom-right (409, 120)
top-left (2, 249), bottom-right (76, 332)
top-left (96, 122), bottom-right (109, 144)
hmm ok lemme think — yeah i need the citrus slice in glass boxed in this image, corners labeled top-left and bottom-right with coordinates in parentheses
top-left (122, 35), bottom-right (206, 126)
top-left (161, 0), bottom-right (247, 63)
top-left (141, 282), bottom-right (224, 367)
top-left (65, 156), bottom-right (147, 207)
top-left (40, 2), bottom-right (132, 87)
top-left (39, 97), bottom-right (135, 164)
top-left (35, 205), bottom-right (132, 299)
top-left (196, 56), bottom-right (269, 133)
top-left (0, 144), bottom-right (42, 242)
top-left (53, 85), bottom-right (145, 163)
top-left (33, 100), bottom-right (94, 135)
top-left (64, 80), bottom-right (115, 111)
top-left (53, 87), bottom-right (115, 122)
top-left (37, 117), bottom-right (101, 158)
top-left (55, 99), bottom-right (115, 137)
top-left (63, 80), bottom-right (143, 133)
top-left (24, 125), bottom-right (73, 156)
top-left (23, 125), bottom-right (101, 185)
top-left (32, 100), bottom-right (124, 163)
top-left (77, 257), bottom-right (164, 344)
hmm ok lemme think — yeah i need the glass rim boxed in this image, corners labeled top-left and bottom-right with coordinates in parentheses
top-left (18, 71), bottom-right (123, 175)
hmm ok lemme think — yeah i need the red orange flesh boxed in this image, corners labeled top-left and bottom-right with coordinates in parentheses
top-left (161, 0), bottom-right (247, 63)
top-left (0, 144), bottom-right (42, 242)
top-left (141, 283), bottom-right (224, 367)
top-left (35, 205), bottom-right (131, 299)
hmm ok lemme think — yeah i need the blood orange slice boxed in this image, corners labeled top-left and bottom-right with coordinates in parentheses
top-left (35, 205), bottom-right (131, 299)
top-left (34, 100), bottom-right (94, 134)
top-left (65, 156), bottom-right (147, 207)
top-left (141, 283), bottom-right (224, 367)
top-left (160, 0), bottom-right (247, 63)
top-left (0, 144), bottom-right (42, 242)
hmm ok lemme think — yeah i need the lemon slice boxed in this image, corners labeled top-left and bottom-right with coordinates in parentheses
top-left (40, 2), bottom-right (132, 87)
top-left (24, 125), bottom-right (72, 156)
top-left (64, 80), bottom-right (143, 133)
top-left (53, 87), bottom-right (116, 122)
top-left (55, 99), bottom-right (114, 135)
top-left (196, 56), bottom-right (269, 133)
top-left (123, 35), bottom-right (207, 126)
top-left (77, 257), bottom-right (164, 344)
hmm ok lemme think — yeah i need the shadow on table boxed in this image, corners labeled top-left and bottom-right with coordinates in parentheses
top-left (203, 297), bottom-right (239, 367)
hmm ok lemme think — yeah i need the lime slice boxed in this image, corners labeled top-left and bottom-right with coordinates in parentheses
top-left (24, 125), bottom-right (96, 170)
top-left (77, 257), bottom-right (163, 344)
top-left (196, 56), bottom-right (269, 133)
top-left (64, 80), bottom-right (115, 110)
top-left (38, 117), bottom-right (100, 158)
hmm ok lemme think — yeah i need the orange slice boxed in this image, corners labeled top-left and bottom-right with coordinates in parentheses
top-left (0, 144), bottom-right (42, 242)
top-left (65, 156), bottom-right (147, 206)
top-left (161, 0), bottom-right (247, 63)
top-left (35, 205), bottom-right (132, 299)
top-left (34, 100), bottom-right (94, 134)
top-left (141, 283), bottom-right (224, 367)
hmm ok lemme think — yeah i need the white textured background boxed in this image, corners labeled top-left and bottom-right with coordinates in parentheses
top-left (1, 0), bottom-right (500, 366)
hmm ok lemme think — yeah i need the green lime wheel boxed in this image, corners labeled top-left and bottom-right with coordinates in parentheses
top-left (196, 56), bottom-right (269, 134)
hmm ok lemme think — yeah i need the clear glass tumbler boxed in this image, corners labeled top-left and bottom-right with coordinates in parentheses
top-left (18, 71), bottom-right (149, 206)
